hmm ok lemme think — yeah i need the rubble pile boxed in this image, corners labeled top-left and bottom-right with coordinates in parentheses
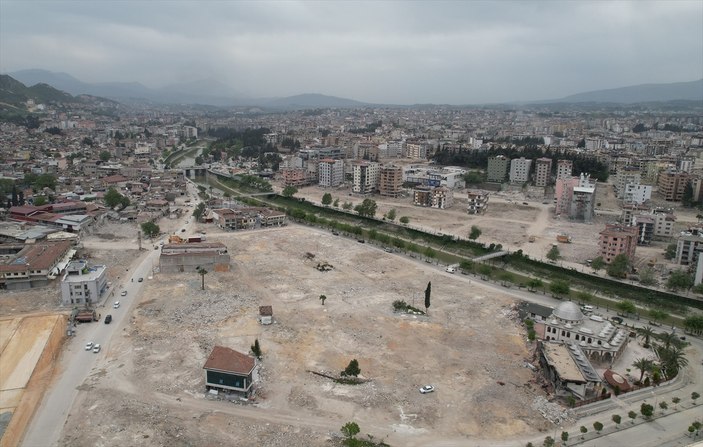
top-left (531, 396), bottom-right (575, 425)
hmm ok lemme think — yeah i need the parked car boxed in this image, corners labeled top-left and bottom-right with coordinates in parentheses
top-left (138, 277), bottom-right (143, 282)
top-left (104, 314), bottom-right (112, 324)
top-left (419, 385), bottom-right (435, 394)
top-left (612, 316), bottom-right (624, 324)
top-left (446, 267), bottom-right (456, 273)
top-left (85, 342), bottom-right (94, 351)
top-left (113, 301), bottom-right (120, 309)
top-left (92, 344), bottom-right (101, 353)
top-left (121, 290), bottom-right (127, 297)
top-left (357, 240), bottom-right (365, 243)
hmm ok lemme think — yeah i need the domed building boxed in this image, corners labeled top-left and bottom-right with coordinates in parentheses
top-left (538, 301), bottom-right (630, 400)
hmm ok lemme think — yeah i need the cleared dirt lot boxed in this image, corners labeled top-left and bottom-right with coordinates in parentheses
top-left (59, 225), bottom-right (550, 446)
top-left (0, 314), bottom-right (64, 447)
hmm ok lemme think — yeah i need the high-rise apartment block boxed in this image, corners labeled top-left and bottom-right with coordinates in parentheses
top-left (318, 159), bottom-right (344, 188)
top-left (378, 165), bottom-right (403, 198)
top-left (658, 170), bottom-right (690, 201)
top-left (533, 158), bottom-right (552, 187)
top-left (598, 224), bottom-right (638, 264)
top-left (467, 191), bottom-right (489, 214)
top-left (352, 161), bottom-right (380, 195)
top-left (509, 157), bottom-right (532, 184)
top-left (556, 160), bottom-right (573, 180)
top-left (487, 155), bottom-right (509, 182)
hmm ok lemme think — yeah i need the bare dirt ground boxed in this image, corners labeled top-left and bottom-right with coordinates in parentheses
top-left (59, 225), bottom-right (552, 446)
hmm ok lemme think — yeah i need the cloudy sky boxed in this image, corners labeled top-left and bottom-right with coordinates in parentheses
top-left (1, 0), bottom-right (701, 104)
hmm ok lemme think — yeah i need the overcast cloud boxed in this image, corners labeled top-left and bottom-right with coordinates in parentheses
top-left (1, 0), bottom-right (701, 104)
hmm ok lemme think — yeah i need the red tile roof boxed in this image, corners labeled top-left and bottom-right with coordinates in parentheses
top-left (203, 346), bottom-right (255, 375)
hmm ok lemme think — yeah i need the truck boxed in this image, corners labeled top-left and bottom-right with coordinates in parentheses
top-left (187, 236), bottom-right (203, 243)
top-left (556, 234), bottom-right (572, 243)
top-left (72, 309), bottom-right (97, 323)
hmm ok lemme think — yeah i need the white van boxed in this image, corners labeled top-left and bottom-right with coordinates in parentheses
top-left (581, 305), bottom-right (594, 313)
top-left (446, 267), bottom-right (456, 274)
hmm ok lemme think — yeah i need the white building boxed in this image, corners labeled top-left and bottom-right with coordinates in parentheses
top-left (60, 260), bottom-right (108, 306)
top-left (509, 157), bottom-right (532, 184)
top-left (623, 184), bottom-right (652, 205)
top-left (352, 161), bottom-right (380, 195)
top-left (318, 158), bottom-right (344, 188)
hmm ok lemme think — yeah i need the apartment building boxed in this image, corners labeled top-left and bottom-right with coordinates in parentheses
top-left (556, 159), bottom-right (573, 180)
top-left (159, 242), bottom-right (231, 273)
top-left (467, 191), bottom-right (489, 214)
top-left (352, 161), bottom-right (380, 195)
top-left (487, 155), bottom-right (510, 182)
top-left (318, 158), bottom-right (344, 188)
top-left (405, 140), bottom-right (429, 159)
top-left (623, 184), bottom-right (652, 205)
top-left (658, 169), bottom-right (689, 202)
top-left (633, 215), bottom-right (655, 245)
top-left (614, 167), bottom-right (641, 199)
top-left (509, 157), bottom-right (532, 184)
top-left (533, 158), bottom-right (552, 187)
top-left (675, 230), bottom-right (703, 266)
top-left (60, 260), bottom-right (108, 305)
top-left (555, 173), bottom-right (596, 222)
top-left (598, 224), bottom-right (638, 264)
top-left (413, 186), bottom-right (453, 209)
top-left (280, 168), bottom-right (309, 187)
top-left (378, 165), bottom-right (403, 198)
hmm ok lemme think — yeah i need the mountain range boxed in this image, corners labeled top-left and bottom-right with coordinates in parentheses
top-left (5, 68), bottom-right (703, 108)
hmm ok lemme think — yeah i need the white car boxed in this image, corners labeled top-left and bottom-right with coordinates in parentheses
top-left (92, 344), bottom-right (101, 353)
top-left (113, 301), bottom-right (120, 309)
top-left (85, 342), bottom-right (94, 351)
top-left (121, 290), bottom-right (127, 297)
top-left (419, 385), bottom-right (435, 394)
top-left (446, 267), bottom-right (456, 274)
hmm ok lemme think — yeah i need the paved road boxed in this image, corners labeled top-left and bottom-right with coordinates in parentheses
top-left (21, 184), bottom-right (197, 447)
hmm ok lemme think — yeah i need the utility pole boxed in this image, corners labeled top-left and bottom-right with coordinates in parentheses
top-left (137, 230), bottom-right (142, 251)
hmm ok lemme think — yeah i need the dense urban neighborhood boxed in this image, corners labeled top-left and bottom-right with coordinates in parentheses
top-left (1, 73), bottom-right (703, 447)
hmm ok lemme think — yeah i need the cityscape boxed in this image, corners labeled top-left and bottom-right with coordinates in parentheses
top-left (0, 1), bottom-right (702, 447)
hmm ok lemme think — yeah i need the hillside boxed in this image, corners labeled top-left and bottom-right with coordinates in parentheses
top-left (0, 74), bottom-right (75, 109)
top-left (555, 79), bottom-right (703, 104)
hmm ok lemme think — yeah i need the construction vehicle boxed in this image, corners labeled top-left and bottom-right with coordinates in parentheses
top-left (169, 235), bottom-right (186, 244)
top-left (71, 309), bottom-right (98, 323)
top-left (556, 234), bottom-right (572, 243)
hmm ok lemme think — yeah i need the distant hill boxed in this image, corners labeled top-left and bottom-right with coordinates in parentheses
top-left (7, 69), bottom-right (370, 108)
top-left (0, 74), bottom-right (74, 109)
top-left (552, 79), bottom-right (703, 104)
top-left (262, 93), bottom-right (368, 109)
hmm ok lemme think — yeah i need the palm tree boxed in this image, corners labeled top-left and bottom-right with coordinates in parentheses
top-left (656, 332), bottom-right (678, 350)
top-left (632, 358), bottom-right (653, 383)
top-left (637, 326), bottom-right (656, 348)
top-left (657, 346), bottom-right (688, 380)
top-left (196, 266), bottom-right (208, 290)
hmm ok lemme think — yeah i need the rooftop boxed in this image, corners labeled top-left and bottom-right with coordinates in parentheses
top-left (203, 346), bottom-right (255, 375)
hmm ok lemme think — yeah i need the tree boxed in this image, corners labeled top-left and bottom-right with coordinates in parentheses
top-left (691, 391), bottom-right (700, 404)
top-left (640, 403), bottom-right (654, 420)
top-left (590, 256), bottom-right (605, 271)
top-left (33, 196), bottom-right (48, 206)
top-left (607, 254), bottom-right (629, 278)
top-left (333, 198), bottom-right (339, 207)
top-left (649, 309), bottom-right (670, 325)
top-left (250, 339), bottom-right (262, 359)
top-left (424, 247), bottom-right (436, 260)
top-left (664, 243), bottom-right (677, 260)
top-left (632, 358), bottom-right (653, 383)
top-left (196, 266), bottom-right (208, 290)
top-left (424, 281), bottom-right (431, 314)
top-left (593, 421), bottom-right (603, 433)
top-left (682, 182), bottom-right (694, 207)
top-left (342, 359), bottom-right (361, 377)
top-left (542, 436), bottom-right (555, 447)
top-left (99, 150), bottom-right (111, 162)
top-left (616, 300), bottom-right (637, 316)
top-left (636, 326), bottom-right (655, 348)
top-left (612, 414), bottom-right (621, 427)
top-left (659, 401), bottom-right (668, 413)
top-left (192, 202), bottom-right (207, 222)
top-left (321, 192), bottom-right (333, 206)
top-left (527, 278), bottom-right (544, 292)
top-left (667, 269), bottom-right (694, 292)
top-left (282, 186), bottom-right (298, 197)
top-left (672, 396), bottom-right (681, 409)
top-left (399, 216), bottom-right (409, 224)
top-left (342, 201), bottom-right (353, 210)
top-left (561, 431), bottom-right (569, 445)
top-left (580, 426), bottom-right (587, 438)
top-left (546, 245), bottom-right (560, 261)
top-left (354, 198), bottom-right (377, 217)
top-left (469, 225), bottom-right (482, 240)
top-left (549, 279), bottom-right (570, 298)
top-left (628, 410), bottom-right (637, 424)
top-left (104, 187), bottom-right (125, 208)
top-left (319, 294), bottom-right (327, 305)
top-left (141, 221), bottom-right (160, 238)
top-left (639, 267), bottom-right (657, 286)
top-left (341, 422), bottom-right (360, 440)
top-left (385, 208), bottom-right (397, 221)
top-left (464, 170), bottom-right (486, 185)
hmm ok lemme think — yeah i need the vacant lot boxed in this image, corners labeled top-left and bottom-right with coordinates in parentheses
top-left (59, 225), bottom-right (550, 446)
